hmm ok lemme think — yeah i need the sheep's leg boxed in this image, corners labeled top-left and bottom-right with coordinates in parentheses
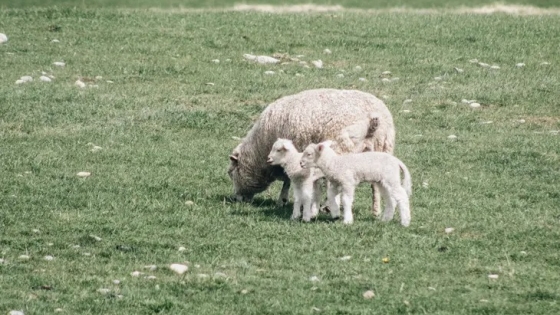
top-left (327, 182), bottom-right (341, 219)
top-left (379, 184), bottom-right (396, 222)
top-left (371, 182), bottom-right (381, 217)
top-left (291, 189), bottom-right (302, 220)
top-left (311, 179), bottom-right (322, 218)
top-left (277, 179), bottom-right (291, 207)
top-left (393, 186), bottom-right (411, 227)
top-left (341, 185), bottom-right (355, 225)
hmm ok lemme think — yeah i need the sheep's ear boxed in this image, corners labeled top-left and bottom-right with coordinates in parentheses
top-left (229, 154), bottom-right (239, 164)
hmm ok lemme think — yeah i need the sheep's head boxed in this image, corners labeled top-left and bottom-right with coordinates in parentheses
top-left (228, 143), bottom-right (269, 202)
top-left (300, 140), bottom-right (333, 169)
top-left (267, 138), bottom-right (295, 165)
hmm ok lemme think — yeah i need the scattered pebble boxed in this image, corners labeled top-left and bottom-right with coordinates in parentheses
top-left (381, 71), bottom-right (391, 75)
top-left (15, 79), bottom-right (26, 85)
top-left (178, 246), bottom-right (186, 252)
top-left (211, 59), bottom-right (220, 63)
top-left (469, 103), bottom-right (481, 109)
top-left (311, 60), bottom-right (323, 68)
top-left (72, 245), bottom-right (80, 249)
top-left (454, 67), bottom-right (464, 73)
top-left (339, 256), bottom-right (352, 261)
top-left (354, 65), bottom-right (362, 71)
top-left (243, 54), bottom-right (280, 64)
top-left (185, 200), bottom-right (194, 206)
top-left (480, 299), bottom-right (489, 303)
top-left (323, 48), bottom-right (332, 54)
top-left (8, 311), bottom-right (24, 315)
top-left (106, 80), bottom-right (114, 83)
top-left (40, 76), bottom-right (52, 82)
top-left (520, 251), bottom-right (527, 255)
top-left (381, 78), bottom-right (391, 83)
top-left (169, 263), bottom-right (188, 275)
top-left (225, 59), bottom-right (231, 62)
top-left (295, 73), bottom-right (304, 77)
top-left (363, 290), bottom-right (375, 299)
top-left (490, 65), bottom-right (500, 70)
top-left (44, 255), bottom-right (54, 261)
top-left (19, 255), bottom-right (30, 260)
top-left (144, 265), bottom-right (157, 271)
top-left (480, 121), bottom-right (493, 124)
top-left (88, 235), bottom-right (101, 243)
top-left (403, 99), bottom-right (413, 104)
top-left (97, 288), bottom-right (110, 294)
top-left (53, 61), bottom-right (65, 67)
top-left (428, 287), bottom-right (436, 291)
top-left (445, 227), bottom-right (455, 234)
top-left (205, 82), bottom-right (215, 86)
top-left (540, 62), bottom-right (550, 66)
top-left (434, 76), bottom-right (443, 81)
top-left (194, 264), bottom-right (200, 268)
top-left (75, 80), bottom-right (86, 88)
top-left (309, 275), bottom-right (320, 282)
top-left (20, 76), bottom-right (33, 83)
top-left (382, 257), bottom-right (390, 263)
top-left (146, 275), bottom-right (157, 280)
top-left (90, 145), bottom-right (102, 152)
top-left (197, 274), bottom-right (209, 279)
top-left (0, 258), bottom-right (5, 264)
top-left (130, 271), bottom-right (141, 277)
top-left (401, 109), bottom-right (411, 113)
top-left (32, 228), bottom-right (40, 233)
top-left (488, 274), bottom-right (499, 280)
top-left (54, 308), bottom-right (63, 312)
top-left (336, 73), bottom-right (344, 78)
top-left (240, 289), bottom-right (249, 294)
top-left (113, 280), bottom-right (121, 285)
top-left (83, 252), bottom-right (91, 256)
top-left (478, 62), bottom-right (489, 68)
top-left (469, 59), bottom-right (479, 63)
top-left (312, 307), bottom-right (321, 312)
top-left (358, 77), bottom-right (367, 82)
top-left (47, 242), bottom-right (53, 246)
top-left (516, 63), bottom-right (525, 68)
top-left (95, 76), bottom-right (102, 80)
top-left (0, 33), bottom-right (8, 44)
top-left (51, 39), bottom-right (60, 43)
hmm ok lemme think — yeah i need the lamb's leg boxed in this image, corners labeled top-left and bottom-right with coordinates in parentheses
top-left (301, 183), bottom-right (315, 222)
top-left (291, 189), bottom-right (302, 220)
top-left (371, 182), bottom-right (381, 217)
top-left (277, 179), bottom-right (290, 207)
top-left (340, 185), bottom-right (356, 225)
top-left (379, 185), bottom-right (396, 223)
top-left (311, 179), bottom-right (322, 218)
top-left (393, 186), bottom-right (411, 227)
top-left (327, 182), bottom-right (341, 219)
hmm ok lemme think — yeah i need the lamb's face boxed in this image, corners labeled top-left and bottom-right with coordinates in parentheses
top-left (300, 144), bottom-right (318, 169)
top-left (266, 139), bottom-right (290, 166)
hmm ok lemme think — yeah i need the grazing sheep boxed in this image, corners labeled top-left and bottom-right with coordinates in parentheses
top-left (267, 139), bottom-right (324, 221)
top-left (300, 141), bottom-right (412, 226)
top-left (228, 89), bottom-right (395, 214)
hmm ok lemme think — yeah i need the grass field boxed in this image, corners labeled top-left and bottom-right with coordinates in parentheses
top-left (1, 1), bottom-right (560, 315)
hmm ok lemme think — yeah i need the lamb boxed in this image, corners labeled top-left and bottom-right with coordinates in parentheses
top-left (300, 140), bottom-right (412, 226)
top-left (267, 139), bottom-right (324, 222)
top-left (228, 89), bottom-right (395, 215)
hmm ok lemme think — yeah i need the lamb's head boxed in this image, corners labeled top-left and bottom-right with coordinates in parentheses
top-left (267, 138), bottom-right (296, 166)
top-left (228, 143), bottom-right (269, 202)
top-left (300, 140), bottom-right (334, 169)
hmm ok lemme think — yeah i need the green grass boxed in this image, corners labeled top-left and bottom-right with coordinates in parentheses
top-left (1, 4), bottom-right (560, 315)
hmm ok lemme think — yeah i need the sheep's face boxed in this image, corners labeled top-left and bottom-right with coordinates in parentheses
top-left (300, 144), bottom-right (318, 169)
top-left (228, 156), bottom-right (255, 202)
top-left (267, 139), bottom-right (293, 166)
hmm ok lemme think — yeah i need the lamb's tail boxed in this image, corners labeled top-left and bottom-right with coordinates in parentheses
top-left (398, 159), bottom-right (412, 197)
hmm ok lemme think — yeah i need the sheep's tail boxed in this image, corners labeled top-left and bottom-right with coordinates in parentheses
top-left (398, 159), bottom-right (412, 197)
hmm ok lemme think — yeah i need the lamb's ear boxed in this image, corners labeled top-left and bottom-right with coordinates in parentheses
top-left (317, 144), bottom-right (324, 152)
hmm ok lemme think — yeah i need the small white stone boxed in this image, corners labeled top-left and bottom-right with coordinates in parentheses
top-left (185, 200), bottom-right (194, 206)
top-left (44, 255), bottom-right (54, 261)
top-left (358, 77), bottom-right (367, 82)
top-left (178, 246), bottom-right (186, 252)
top-left (444, 227), bottom-right (455, 234)
top-left (428, 287), bottom-right (436, 291)
top-left (205, 82), bottom-right (215, 86)
top-left (454, 67), bottom-right (464, 73)
top-left (295, 73), bottom-right (304, 77)
top-left (241, 289), bottom-right (249, 294)
top-left (363, 290), bottom-right (375, 299)
top-left (469, 103), bottom-right (481, 108)
top-left (354, 65), bottom-right (362, 71)
top-left (211, 59), bottom-right (220, 63)
top-left (336, 73), bottom-right (344, 78)
top-left (19, 255), bottom-right (30, 260)
top-left (194, 264), bottom-right (200, 268)
top-left (478, 62), bottom-right (489, 68)
top-left (53, 61), bottom-right (65, 67)
top-left (75, 80), bottom-right (86, 88)
top-left (516, 63), bottom-right (525, 67)
top-left (448, 134), bottom-right (457, 140)
top-left (403, 99), bottom-right (413, 104)
top-left (51, 39), bottom-right (60, 43)
top-left (106, 80), bottom-right (114, 83)
top-left (47, 242), bottom-right (53, 246)
top-left (311, 60), bottom-right (323, 68)
top-left (95, 76), bottom-right (103, 80)
top-left (381, 71), bottom-right (391, 75)
top-left (54, 308), bottom-right (63, 312)
top-left (434, 76), bottom-right (443, 81)
top-left (264, 71), bottom-right (275, 75)
top-left (144, 265), bottom-right (157, 271)
top-left (461, 99), bottom-right (470, 104)
top-left (146, 275), bottom-right (157, 280)
top-left (469, 59), bottom-right (479, 63)
top-left (97, 288), bottom-right (110, 294)
top-left (32, 228), bottom-right (40, 233)
top-left (381, 78), bottom-right (391, 83)
top-left (40, 76), bottom-right (52, 82)
top-left (89, 234), bottom-right (101, 241)
top-left (488, 274), bottom-right (499, 280)
top-left (480, 121), bottom-right (493, 124)
top-left (77, 171), bottom-right (91, 178)
top-left (339, 255), bottom-right (352, 261)
top-left (312, 307), bottom-right (321, 312)
top-left (225, 59), bottom-right (231, 62)
top-left (401, 110), bottom-right (411, 113)
top-left (131, 271), bottom-right (141, 277)
top-left (83, 252), bottom-right (91, 256)
top-left (296, 55), bottom-right (305, 58)
top-left (8, 311), bottom-right (24, 315)
top-left (113, 280), bottom-right (121, 285)
top-left (91, 145), bottom-right (102, 152)
top-left (309, 275), bottom-right (320, 282)
top-left (169, 263), bottom-right (188, 275)
top-left (490, 65), bottom-right (500, 70)
top-left (197, 273), bottom-right (209, 279)
top-left (323, 48), bottom-right (332, 54)
top-left (540, 62), bottom-right (550, 66)
top-left (243, 54), bottom-right (280, 64)
top-left (520, 251), bottom-right (527, 255)
top-left (20, 76), bottom-right (33, 82)
top-left (72, 245), bottom-right (80, 249)
top-left (15, 80), bottom-right (26, 84)
top-left (0, 33), bottom-right (8, 43)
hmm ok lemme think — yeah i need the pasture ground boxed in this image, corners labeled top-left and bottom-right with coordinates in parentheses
top-left (1, 1), bottom-right (559, 314)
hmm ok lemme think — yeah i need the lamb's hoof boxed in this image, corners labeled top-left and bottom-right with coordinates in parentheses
top-left (290, 214), bottom-right (301, 221)
top-left (381, 215), bottom-right (393, 222)
top-left (401, 220), bottom-right (411, 227)
top-left (302, 217), bottom-right (312, 223)
top-left (343, 219), bottom-right (354, 225)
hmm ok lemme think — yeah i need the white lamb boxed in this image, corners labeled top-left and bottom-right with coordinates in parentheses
top-left (300, 141), bottom-right (412, 226)
top-left (267, 139), bottom-right (324, 222)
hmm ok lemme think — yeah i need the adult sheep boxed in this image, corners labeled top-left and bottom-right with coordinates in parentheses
top-left (228, 88), bottom-right (395, 215)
